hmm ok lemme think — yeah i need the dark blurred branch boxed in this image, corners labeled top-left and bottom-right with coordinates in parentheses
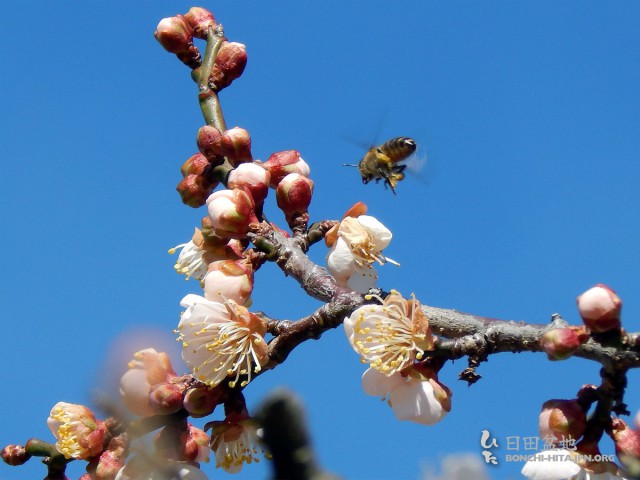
top-left (256, 389), bottom-right (340, 480)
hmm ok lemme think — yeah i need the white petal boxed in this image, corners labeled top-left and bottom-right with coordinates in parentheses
top-left (361, 368), bottom-right (404, 397)
top-left (346, 265), bottom-right (378, 293)
top-left (389, 378), bottom-right (447, 425)
top-left (326, 238), bottom-right (356, 284)
top-left (521, 449), bottom-right (582, 480)
top-left (357, 215), bottom-right (392, 250)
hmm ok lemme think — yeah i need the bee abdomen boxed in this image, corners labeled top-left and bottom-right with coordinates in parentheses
top-left (379, 137), bottom-right (417, 163)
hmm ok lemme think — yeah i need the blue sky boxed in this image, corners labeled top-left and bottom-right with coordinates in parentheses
top-left (1, 2), bottom-right (639, 479)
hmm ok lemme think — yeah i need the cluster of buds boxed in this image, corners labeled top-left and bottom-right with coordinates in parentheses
top-left (197, 125), bottom-right (252, 168)
top-left (540, 284), bottom-right (624, 362)
top-left (155, 7), bottom-right (247, 92)
top-left (154, 7), bottom-right (216, 68)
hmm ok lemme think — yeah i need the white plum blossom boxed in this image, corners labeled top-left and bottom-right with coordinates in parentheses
top-left (177, 294), bottom-right (268, 388)
top-left (169, 229), bottom-right (208, 282)
top-left (361, 368), bottom-right (450, 425)
top-left (47, 402), bottom-right (106, 460)
top-left (326, 214), bottom-right (397, 293)
top-left (209, 416), bottom-right (267, 473)
top-left (343, 291), bottom-right (434, 375)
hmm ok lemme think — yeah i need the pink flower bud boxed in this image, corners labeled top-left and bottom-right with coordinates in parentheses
top-left (262, 150), bottom-right (311, 188)
top-left (204, 259), bottom-right (254, 306)
top-left (154, 16), bottom-right (193, 54)
top-left (180, 153), bottom-right (210, 177)
top-left (210, 42), bottom-right (248, 91)
top-left (184, 386), bottom-right (225, 417)
top-left (206, 189), bottom-right (260, 239)
top-left (177, 175), bottom-right (214, 208)
top-left (196, 125), bottom-right (225, 164)
top-left (227, 163), bottom-right (270, 207)
top-left (183, 7), bottom-right (216, 39)
top-left (276, 173), bottom-right (314, 218)
top-left (610, 418), bottom-right (640, 476)
top-left (577, 284), bottom-right (622, 333)
top-left (1, 445), bottom-right (30, 466)
top-left (148, 382), bottom-right (185, 415)
top-left (540, 327), bottom-right (589, 361)
top-left (538, 399), bottom-right (587, 445)
top-left (221, 127), bottom-right (252, 166)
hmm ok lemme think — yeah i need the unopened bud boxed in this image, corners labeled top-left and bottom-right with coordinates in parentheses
top-left (610, 418), bottom-right (640, 476)
top-left (210, 42), bottom-right (248, 91)
top-left (262, 150), bottom-right (310, 188)
top-left (154, 16), bottom-right (193, 54)
top-left (206, 189), bottom-right (260, 239)
top-left (148, 382), bottom-right (185, 415)
top-left (183, 7), bottom-right (216, 39)
top-left (221, 127), bottom-right (252, 166)
top-left (204, 259), bottom-right (254, 306)
top-left (540, 327), bottom-right (589, 360)
top-left (276, 173), bottom-right (314, 218)
top-left (177, 175), bottom-right (215, 208)
top-left (184, 386), bottom-right (225, 417)
top-left (180, 153), bottom-right (210, 177)
top-left (577, 284), bottom-right (622, 333)
top-left (1, 444), bottom-right (30, 466)
top-left (196, 125), bottom-right (225, 165)
top-left (539, 399), bottom-right (587, 445)
top-left (227, 163), bottom-right (270, 207)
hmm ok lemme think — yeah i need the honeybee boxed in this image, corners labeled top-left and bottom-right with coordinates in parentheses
top-left (344, 137), bottom-right (417, 194)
